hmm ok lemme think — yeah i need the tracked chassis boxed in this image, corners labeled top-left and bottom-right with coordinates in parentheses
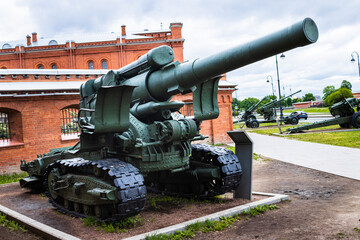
top-left (44, 158), bottom-right (146, 221)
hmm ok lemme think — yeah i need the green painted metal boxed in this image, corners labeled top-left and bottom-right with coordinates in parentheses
top-left (193, 77), bottom-right (220, 121)
top-left (243, 90), bottom-right (302, 128)
top-left (287, 97), bottom-right (360, 133)
top-left (19, 18), bottom-right (319, 220)
top-left (240, 96), bottom-right (267, 122)
top-left (259, 90), bottom-right (302, 121)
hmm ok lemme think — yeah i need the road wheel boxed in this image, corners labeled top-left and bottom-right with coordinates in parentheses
top-left (351, 112), bottom-right (360, 128)
top-left (250, 120), bottom-right (259, 128)
top-left (290, 117), bottom-right (299, 125)
top-left (246, 114), bottom-right (256, 122)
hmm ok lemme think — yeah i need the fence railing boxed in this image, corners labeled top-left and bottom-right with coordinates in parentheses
top-left (61, 108), bottom-right (80, 136)
top-left (0, 112), bottom-right (10, 144)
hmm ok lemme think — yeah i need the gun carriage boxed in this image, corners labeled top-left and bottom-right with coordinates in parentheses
top-left (19, 18), bottom-right (318, 221)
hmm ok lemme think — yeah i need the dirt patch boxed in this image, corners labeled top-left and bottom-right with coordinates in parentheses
top-left (1, 157), bottom-right (360, 240)
top-left (0, 183), bottom-right (264, 239)
top-left (195, 159), bottom-right (360, 240)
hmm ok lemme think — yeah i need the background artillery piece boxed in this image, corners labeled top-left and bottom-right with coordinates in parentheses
top-left (287, 97), bottom-right (360, 133)
top-left (246, 90), bottom-right (302, 128)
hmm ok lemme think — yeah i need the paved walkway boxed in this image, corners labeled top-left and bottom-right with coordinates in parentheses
top-left (237, 132), bottom-right (360, 181)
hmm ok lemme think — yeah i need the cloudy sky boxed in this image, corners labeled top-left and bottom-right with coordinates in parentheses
top-left (1, 0), bottom-right (360, 100)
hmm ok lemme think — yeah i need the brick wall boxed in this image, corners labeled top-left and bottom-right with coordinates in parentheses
top-left (0, 95), bottom-right (79, 173)
top-left (0, 24), bottom-right (184, 70)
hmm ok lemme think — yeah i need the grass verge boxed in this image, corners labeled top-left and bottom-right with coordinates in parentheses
top-left (0, 172), bottom-right (28, 185)
top-left (82, 215), bottom-right (144, 233)
top-left (282, 107), bottom-right (330, 114)
top-left (235, 123), bottom-right (360, 149)
top-left (0, 212), bottom-right (27, 232)
top-left (145, 204), bottom-right (279, 240)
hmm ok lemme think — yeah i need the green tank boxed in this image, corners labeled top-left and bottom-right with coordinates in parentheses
top-left (19, 18), bottom-right (319, 221)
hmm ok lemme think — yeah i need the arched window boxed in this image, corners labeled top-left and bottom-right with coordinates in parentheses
top-left (61, 107), bottom-right (80, 140)
top-left (88, 61), bottom-right (94, 69)
top-left (101, 59), bottom-right (108, 69)
top-left (1, 67), bottom-right (7, 69)
top-left (37, 64), bottom-right (44, 69)
top-left (51, 63), bottom-right (57, 69)
top-left (0, 108), bottom-right (23, 146)
top-left (2, 43), bottom-right (11, 49)
top-left (0, 112), bottom-right (10, 144)
top-left (48, 40), bottom-right (58, 46)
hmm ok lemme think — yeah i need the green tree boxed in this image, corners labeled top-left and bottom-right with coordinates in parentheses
top-left (340, 80), bottom-right (352, 90)
top-left (303, 93), bottom-right (316, 102)
top-left (322, 85), bottom-right (336, 100)
top-left (285, 97), bottom-right (292, 107)
top-left (324, 88), bottom-right (353, 106)
top-left (240, 97), bottom-right (260, 110)
top-left (292, 97), bottom-right (302, 103)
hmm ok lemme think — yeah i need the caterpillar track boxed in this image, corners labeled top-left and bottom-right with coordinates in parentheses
top-left (146, 144), bottom-right (242, 198)
top-left (44, 158), bottom-right (146, 222)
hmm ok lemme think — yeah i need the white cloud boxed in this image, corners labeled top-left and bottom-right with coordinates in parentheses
top-left (1, 0), bottom-right (360, 99)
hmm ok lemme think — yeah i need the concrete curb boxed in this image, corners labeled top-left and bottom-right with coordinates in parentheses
top-left (0, 204), bottom-right (81, 240)
top-left (0, 192), bottom-right (288, 240)
top-left (124, 192), bottom-right (289, 240)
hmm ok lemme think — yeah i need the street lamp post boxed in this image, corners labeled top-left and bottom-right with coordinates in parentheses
top-left (266, 75), bottom-right (275, 98)
top-left (351, 51), bottom-right (360, 80)
top-left (275, 53), bottom-right (285, 119)
top-left (266, 75), bottom-right (276, 116)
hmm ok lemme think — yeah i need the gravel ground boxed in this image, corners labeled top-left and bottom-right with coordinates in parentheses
top-left (1, 156), bottom-right (360, 239)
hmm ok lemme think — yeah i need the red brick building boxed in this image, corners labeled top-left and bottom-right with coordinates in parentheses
top-left (353, 92), bottom-right (360, 99)
top-left (0, 23), bottom-right (184, 70)
top-left (0, 23), bottom-right (236, 173)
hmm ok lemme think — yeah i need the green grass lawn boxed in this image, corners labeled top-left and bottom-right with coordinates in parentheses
top-left (282, 108), bottom-right (330, 114)
top-left (287, 131), bottom-right (360, 148)
top-left (0, 172), bottom-right (27, 185)
top-left (234, 123), bottom-right (360, 149)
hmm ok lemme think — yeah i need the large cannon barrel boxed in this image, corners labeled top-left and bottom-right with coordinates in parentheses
top-left (126, 18), bottom-right (318, 103)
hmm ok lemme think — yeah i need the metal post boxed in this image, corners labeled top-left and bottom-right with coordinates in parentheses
top-left (267, 75), bottom-right (276, 117)
top-left (227, 130), bottom-right (253, 200)
top-left (275, 55), bottom-right (284, 119)
top-left (266, 75), bottom-right (275, 98)
top-left (351, 51), bottom-right (360, 80)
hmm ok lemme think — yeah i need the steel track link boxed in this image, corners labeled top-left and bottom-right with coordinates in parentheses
top-left (147, 144), bottom-right (242, 198)
top-left (44, 158), bottom-right (146, 222)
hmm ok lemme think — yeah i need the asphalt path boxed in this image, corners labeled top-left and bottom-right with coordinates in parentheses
top-left (238, 132), bottom-right (360, 181)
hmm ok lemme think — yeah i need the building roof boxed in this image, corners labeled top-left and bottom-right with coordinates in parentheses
top-left (218, 80), bottom-right (237, 87)
top-left (0, 81), bottom-right (85, 91)
top-left (0, 80), bottom-right (237, 92)
top-left (0, 69), bottom-right (110, 75)
top-left (0, 29), bottom-right (171, 49)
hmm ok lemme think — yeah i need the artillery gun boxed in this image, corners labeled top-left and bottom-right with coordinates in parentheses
top-left (287, 97), bottom-right (360, 133)
top-left (19, 18), bottom-right (318, 221)
top-left (237, 96), bottom-right (267, 127)
top-left (247, 90), bottom-right (302, 128)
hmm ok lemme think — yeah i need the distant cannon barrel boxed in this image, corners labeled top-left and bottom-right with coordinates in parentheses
top-left (125, 18), bottom-right (318, 103)
top-left (261, 90), bottom-right (302, 109)
top-left (248, 96), bottom-right (267, 112)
